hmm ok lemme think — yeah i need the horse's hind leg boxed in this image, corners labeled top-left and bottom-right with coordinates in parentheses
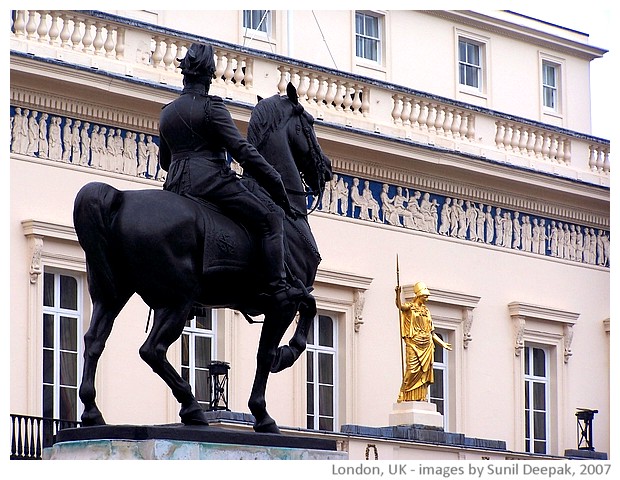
top-left (80, 296), bottom-right (130, 426)
top-left (271, 295), bottom-right (317, 373)
top-left (139, 303), bottom-right (208, 426)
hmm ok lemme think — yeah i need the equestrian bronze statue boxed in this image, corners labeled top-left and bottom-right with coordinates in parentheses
top-left (73, 42), bottom-right (332, 434)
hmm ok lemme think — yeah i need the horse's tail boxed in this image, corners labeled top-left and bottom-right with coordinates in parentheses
top-left (73, 182), bottom-right (122, 301)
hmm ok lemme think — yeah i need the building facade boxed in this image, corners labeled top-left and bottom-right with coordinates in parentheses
top-left (9, 10), bottom-right (610, 460)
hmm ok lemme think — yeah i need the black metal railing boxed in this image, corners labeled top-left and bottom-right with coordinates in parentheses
top-left (10, 414), bottom-right (80, 460)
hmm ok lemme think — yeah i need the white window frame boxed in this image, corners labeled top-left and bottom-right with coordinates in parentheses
top-left (539, 53), bottom-right (565, 119)
top-left (510, 301), bottom-right (578, 456)
top-left (243, 10), bottom-right (271, 35)
top-left (524, 343), bottom-right (550, 454)
top-left (355, 11), bottom-right (384, 66)
top-left (456, 30), bottom-right (489, 99)
top-left (180, 307), bottom-right (217, 410)
top-left (23, 220), bottom-right (88, 418)
top-left (42, 268), bottom-right (84, 422)
top-left (306, 312), bottom-right (338, 431)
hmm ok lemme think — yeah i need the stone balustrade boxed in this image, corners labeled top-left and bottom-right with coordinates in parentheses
top-left (10, 9), bottom-right (610, 185)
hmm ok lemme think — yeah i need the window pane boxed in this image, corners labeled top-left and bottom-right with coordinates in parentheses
top-left (524, 347), bottom-right (530, 374)
top-left (319, 416), bottom-right (334, 431)
top-left (195, 368), bottom-right (209, 403)
top-left (319, 315), bottom-right (333, 347)
top-left (432, 399), bottom-right (444, 415)
top-left (60, 275), bottom-right (77, 310)
top-left (431, 369), bottom-right (444, 396)
top-left (43, 385), bottom-right (54, 418)
top-left (534, 440), bottom-right (546, 454)
top-left (181, 366), bottom-right (189, 382)
top-left (318, 385), bottom-right (333, 416)
top-left (533, 348), bottom-right (546, 376)
top-left (43, 273), bottom-right (54, 307)
top-left (60, 351), bottom-right (77, 386)
top-left (524, 381), bottom-right (530, 409)
top-left (306, 383), bottom-right (314, 415)
top-left (318, 352), bottom-right (334, 384)
top-left (307, 351), bottom-right (314, 378)
top-left (533, 411), bottom-right (547, 440)
top-left (60, 316), bottom-right (77, 351)
top-left (181, 334), bottom-right (189, 366)
top-left (365, 15), bottom-right (378, 37)
top-left (43, 314), bottom-right (54, 348)
top-left (533, 382), bottom-right (546, 410)
top-left (59, 386), bottom-right (77, 421)
top-left (43, 348), bottom-right (54, 384)
top-left (355, 13), bottom-right (363, 33)
top-left (459, 41), bottom-right (466, 61)
top-left (196, 313), bottom-right (212, 330)
top-left (195, 336), bottom-right (212, 369)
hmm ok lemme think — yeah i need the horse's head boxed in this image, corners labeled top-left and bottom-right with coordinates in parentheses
top-left (283, 83), bottom-right (333, 197)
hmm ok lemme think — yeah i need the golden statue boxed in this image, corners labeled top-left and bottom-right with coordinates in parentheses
top-left (395, 281), bottom-right (452, 402)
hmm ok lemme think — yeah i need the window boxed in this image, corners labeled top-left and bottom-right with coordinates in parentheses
top-left (524, 344), bottom-right (549, 454)
top-left (459, 38), bottom-right (482, 90)
top-left (243, 10), bottom-right (270, 35)
top-left (430, 330), bottom-right (449, 427)
top-left (355, 11), bottom-right (382, 63)
top-left (42, 270), bottom-right (82, 423)
top-left (306, 313), bottom-right (337, 431)
top-left (542, 61), bottom-right (559, 110)
top-left (181, 307), bottom-right (216, 409)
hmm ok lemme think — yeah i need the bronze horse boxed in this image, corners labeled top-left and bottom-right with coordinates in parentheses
top-left (73, 84), bottom-right (332, 433)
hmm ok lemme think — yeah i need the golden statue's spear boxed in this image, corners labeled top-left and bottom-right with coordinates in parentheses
top-left (396, 254), bottom-right (404, 380)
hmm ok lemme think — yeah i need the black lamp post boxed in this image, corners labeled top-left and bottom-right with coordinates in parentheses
top-left (576, 408), bottom-right (598, 451)
top-left (207, 361), bottom-right (230, 411)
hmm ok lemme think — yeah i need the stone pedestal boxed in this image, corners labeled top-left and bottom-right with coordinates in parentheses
top-left (389, 400), bottom-right (444, 428)
top-left (44, 424), bottom-right (347, 460)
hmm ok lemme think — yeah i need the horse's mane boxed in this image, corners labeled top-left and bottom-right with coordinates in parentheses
top-left (247, 94), bottom-right (291, 149)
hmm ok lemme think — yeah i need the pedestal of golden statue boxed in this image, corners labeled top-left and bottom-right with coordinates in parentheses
top-left (389, 400), bottom-right (444, 428)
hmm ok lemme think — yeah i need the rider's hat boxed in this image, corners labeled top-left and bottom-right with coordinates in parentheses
top-left (179, 43), bottom-right (216, 79)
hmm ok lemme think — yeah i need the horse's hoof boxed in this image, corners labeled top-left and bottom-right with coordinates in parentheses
top-left (81, 410), bottom-right (106, 426)
top-left (253, 416), bottom-right (281, 434)
top-left (271, 345), bottom-right (296, 373)
top-left (180, 404), bottom-right (209, 426)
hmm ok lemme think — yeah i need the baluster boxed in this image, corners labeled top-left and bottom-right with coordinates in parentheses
top-left (214, 49), bottom-right (226, 84)
top-left (466, 114), bottom-right (475, 140)
top-left (459, 111), bottom-right (468, 139)
top-left (518, 127), bottom-right (528, 153)
top-left (276, 66), bottom-right (288, 94)
top-left (541, 133), bottom-right (551, 159)
top-left (602, 147), bottom-right (610, 173)
top-left (297, 71), bottom-right (310, 101)
top-left (342, 82), bottom-right (354, 112)
top-left (442, 108), bottom-right (453, 137)
top-left (525, 127), bottom-right (536, 156)
top-left (361, 86), bottom-right (370, 116)
top-left (48, 12), bottom-right (60, 45)
top-left (102, 24), bottom-right (114, 57)
top-left (391, 95), bottom-right (403, 125)
top-left (533, 130), bottom-right (543, 158)
top-left (163, 40), bottom-right (175, 70)
top-left (12, 10), bottom-right (26, 37)
top-left (351, 84), bottom-right (362, 114)
top-left (82, 18), bottom-right (94, 53)
top-left (92, 22), bottom-right (104, 54)
top-left (562, 139), bottom-right (571, 165)
top-left (418, 101), bottom-right (429, 130)
top-left (549, 134), bottom-right (558, 161)
top-left (449, 108), bottom-right (460, 138)
top-left (595, 147), bottom-right (604, 172)
top-left (114, 28), bottom-right (125, 60)
top-left (588, 146), bottom-right (597, 171)
top-left (334, 80), bottom-right (346, 111)
top-left (70, 15), bottom-right (83, 50)
top-left (59, 13), bottom-right (71, 48)
top-left (324, 78), bottom-right (336, 109)
top-left (556, 137), bottom-right (565, 163)
top-left (400, 96), bottom-right (411, 126)
top-left (494, 121), bottom-right (504, 148)
top-left (502, 123), bottom-right (513, 150)
top-left (434, 105), bottom-right (444, 133)
top-left (232, 55), bottom-right (244, 85)
top-left (427, 104), bottom-right (437, 132)
top-left (409, 99), bottom-right (421, 128)
top-left (37, 11), bottom-right (49, 42)
top-left (151, 36), bottom-right (164, 68)
top-left (510, 125), bottom-right (520, 152)
top-left (25, 10), bottom-right (38, 40)
top-left (223, 54), bottom-right (235, 83)
top-left (243, 57), bottom-right (253, 88)
top-left (306, 72), bottom-right (319, 104)
top-left (315, 75), bottom-right (328, 107)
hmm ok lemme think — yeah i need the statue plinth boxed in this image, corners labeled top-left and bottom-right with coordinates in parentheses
top-left (389, 400), bottom-right (444, 428)
top-left (44, 424), bottom-right (346, 460)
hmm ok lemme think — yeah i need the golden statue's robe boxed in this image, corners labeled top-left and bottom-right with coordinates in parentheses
top-left (398, 302), bottom-right (434, 402)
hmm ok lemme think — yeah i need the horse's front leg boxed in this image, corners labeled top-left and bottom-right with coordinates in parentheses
top-left (271, 295), bottom-right (317, 373)
top-left (248, 304), bottom-right (297, 433)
